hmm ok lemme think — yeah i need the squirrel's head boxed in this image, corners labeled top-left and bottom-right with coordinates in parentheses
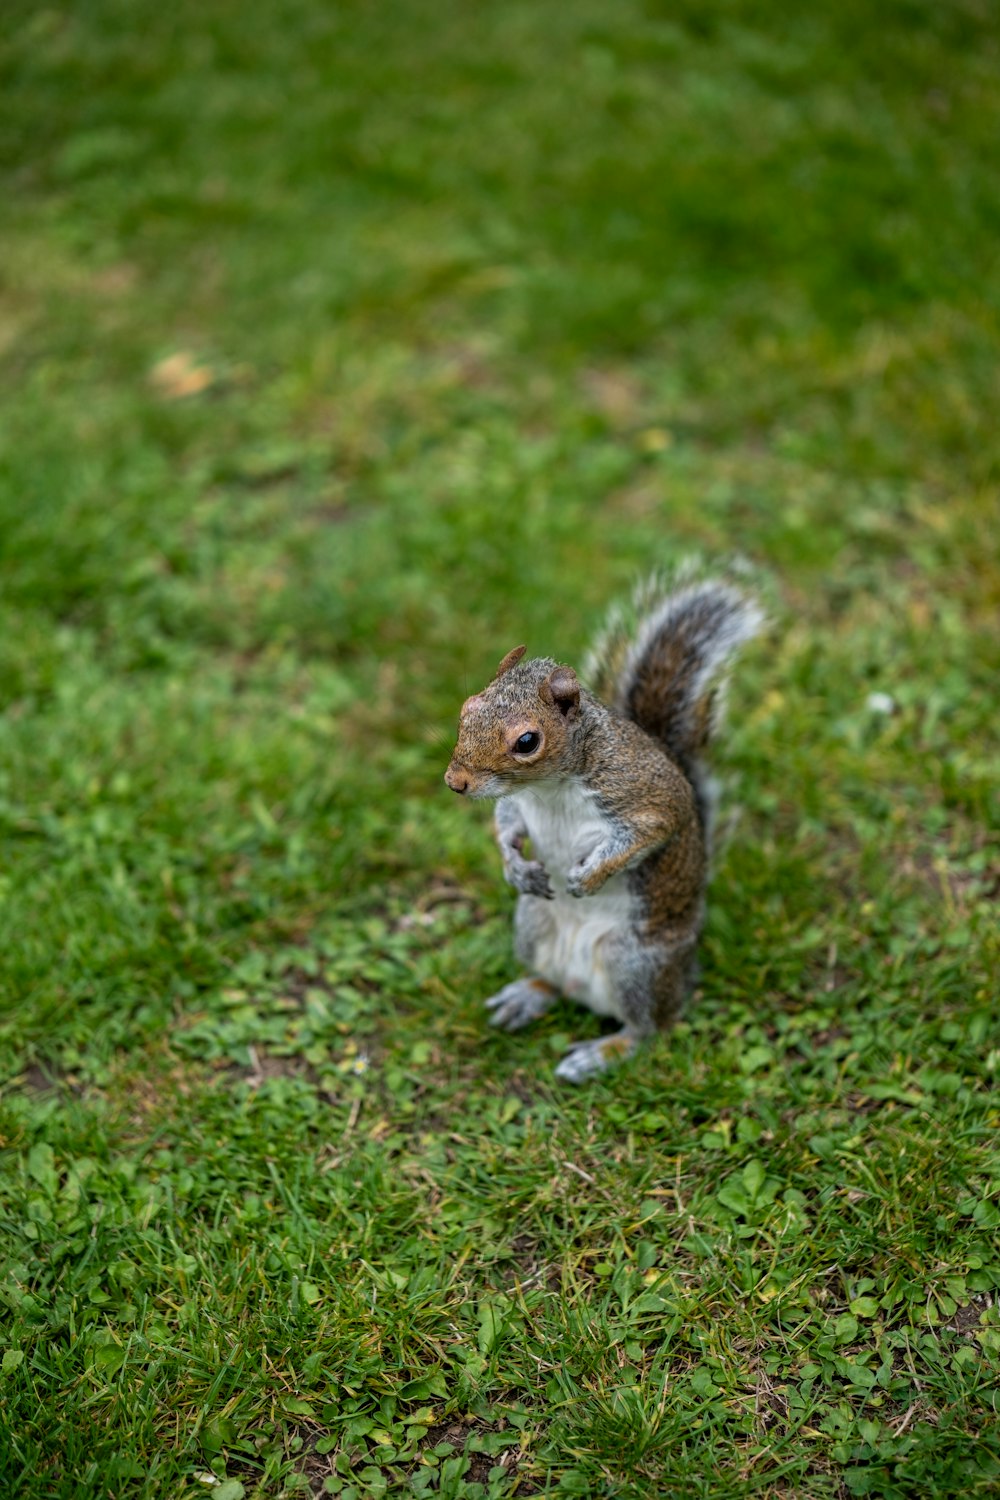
top-left (444, 645), bottom-right (583, 799)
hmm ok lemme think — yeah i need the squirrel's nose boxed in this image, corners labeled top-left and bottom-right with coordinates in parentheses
top-left (445, 765), bottom-right (469, 794)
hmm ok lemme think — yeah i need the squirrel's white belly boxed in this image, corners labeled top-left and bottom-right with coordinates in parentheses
top-left (512, 781), bottom-right (635, 1020)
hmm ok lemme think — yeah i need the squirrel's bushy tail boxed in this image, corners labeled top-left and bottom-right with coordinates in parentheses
top-left (584, 563), bottom-right (764, 840)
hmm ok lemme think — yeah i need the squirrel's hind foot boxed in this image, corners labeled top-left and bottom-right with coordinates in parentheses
top-left (554, 1029), bottom-right (639, 1083)
top-left (485, 977), bottom-right (558, 1031)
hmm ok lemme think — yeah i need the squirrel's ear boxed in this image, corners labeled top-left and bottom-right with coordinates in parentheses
top-left (539, 665), bottom-right (580, 720)
top-left (495, 644), bottom-right (527, 679)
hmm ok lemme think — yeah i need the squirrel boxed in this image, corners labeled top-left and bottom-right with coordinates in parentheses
top-left (444, 566), bottom-right (764, 1082)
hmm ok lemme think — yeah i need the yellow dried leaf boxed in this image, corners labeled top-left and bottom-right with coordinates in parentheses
top-left (150, 351), bottom-right (215, 398)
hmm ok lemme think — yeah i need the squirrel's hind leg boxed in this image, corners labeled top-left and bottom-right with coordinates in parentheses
top-left (486, 977), bottom-right (558, 1032)
top-left (554, 1028), bottom-right (641, 1083)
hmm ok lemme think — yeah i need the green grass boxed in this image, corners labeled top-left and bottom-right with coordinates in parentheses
top-left (1, 0), bottom-right (998, 1495)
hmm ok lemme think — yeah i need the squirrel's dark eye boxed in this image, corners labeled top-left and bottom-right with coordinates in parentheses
top-left (513, 731), bottom-right (541, 755)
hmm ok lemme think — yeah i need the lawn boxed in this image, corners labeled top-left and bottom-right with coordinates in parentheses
top-left (1, 0), bottom-right (998, 1495)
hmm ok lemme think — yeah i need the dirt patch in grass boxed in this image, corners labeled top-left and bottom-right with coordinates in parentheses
top-left (415, 1417), bottom-right (540, 1494)
top-left (424, 1419), bottom-right (494, 1484)
top-left (11, 1062), bottom-right (66, 1096)
top-left (292, 1429), bottom-right (338, 1495)
top-left (271, 1416), bottom-right (540, 1497)
top-left (509, 1233), bottom-right (538, 1273)
top-left (945, 1294), bottom-right (992, 1336)
top-left (227, 1427), bottom-right (334, 1497)
top-left (503, 1232), bottom-right (558, 1292)
top-left (900, 846), bottom-right (999, 910)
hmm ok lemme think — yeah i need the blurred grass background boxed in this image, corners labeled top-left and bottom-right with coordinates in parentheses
top-left (0, 2), bottom-right (997, 1497)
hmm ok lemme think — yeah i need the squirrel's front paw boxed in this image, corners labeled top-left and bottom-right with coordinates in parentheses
top-left (566, 861), bottom-right (600, 898)
top-left (509, 859), bottom-right (554, 900)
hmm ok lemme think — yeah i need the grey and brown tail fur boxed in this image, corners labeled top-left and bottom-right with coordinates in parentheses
top-left (584, 562), bottom-right (764, 846)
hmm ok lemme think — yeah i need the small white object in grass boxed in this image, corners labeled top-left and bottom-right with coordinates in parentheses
top-left (195, 1476), bottom-right (221, 1488)
top-left (350, 1053), bottom-right (369, 1076)
top-left (866, 691), bottom-right (896, 715)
